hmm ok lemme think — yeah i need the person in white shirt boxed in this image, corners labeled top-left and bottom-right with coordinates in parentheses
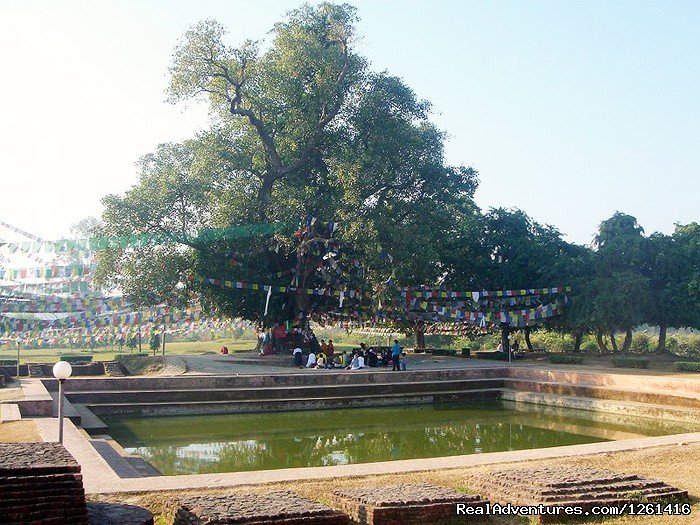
top-left (356, 354), bottom-right (365, 369)
top-left (346, 352), bottom-right (359, 370)
top-left (306, 351), bottom-right (316, 368)
top-left (315, 354), bottom-right (326, 369)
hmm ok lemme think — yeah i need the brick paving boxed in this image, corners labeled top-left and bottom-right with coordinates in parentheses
top-left (172, 490), bottom-right (349, 525)
top-left (329, 483), bottom-right (488, 524)
top-left (464, 465), bottom-right (688, 509)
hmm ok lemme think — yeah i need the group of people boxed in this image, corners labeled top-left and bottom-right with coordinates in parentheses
top-left (295, 340), bottom-right (406, 371)
top-left (258, 323), bottom-right (320, 355)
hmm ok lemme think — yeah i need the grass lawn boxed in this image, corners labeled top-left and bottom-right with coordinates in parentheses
top-left (0, 339), bottom-right (258, 364)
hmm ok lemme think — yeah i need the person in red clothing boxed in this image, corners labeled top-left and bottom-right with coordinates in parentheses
top-left (272, 323), bottom-right (287, 353)
top-left (326, 339), bottom-right (335, 359)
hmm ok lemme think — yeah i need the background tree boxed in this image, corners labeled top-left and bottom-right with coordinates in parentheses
top-left (589, 213), bottom-right (650, 352)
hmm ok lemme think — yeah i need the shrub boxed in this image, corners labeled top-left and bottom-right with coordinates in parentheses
top-left (58, 355), bottom-right (93, 364)
top-left (581, 340), bottom-right (599, 353)
top-left (549, 354), bottom-right (584, 365)
top-left (672, 336), bottom-right (700, 359)
top-left (612, 356), bottom-right (649, 369)
top-left (530, 332), bottom-right (574, 352)
top-left (674, 362), bottom-right (700, 372)
top-left (631, 333), bottom-right (654, 353)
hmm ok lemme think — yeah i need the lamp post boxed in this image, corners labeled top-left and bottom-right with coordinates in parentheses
top-left (16, 340), bottom-right (21, 379)
top-left (52, 361), bottom-right (72, 444)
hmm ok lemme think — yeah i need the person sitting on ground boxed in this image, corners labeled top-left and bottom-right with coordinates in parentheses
top-left (339, 350), bottom-right (348, 367)
top-left (293, 346), bottom-right (303, 367)
top-left (346, 351), bottom-right (359, 370)
top-left (220, 346), bottom-right (229, 355)
top-left (376, 350), bottom-right (385, 367)
top-left (367, 348), bottom-right (378, 367)
top-left (355, 352), bottom-right (365, 369)
top-left (310, 333), bottom-right (322, 355)
top-left (306, 351), bottom-right (317, 368)
top-left (511, 339), bottom-right (520, 351)
top-left (315, 353), bottom-right (326, 369)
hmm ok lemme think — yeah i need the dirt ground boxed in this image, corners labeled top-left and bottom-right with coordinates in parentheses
top-left (90, 442), bottom-right (700, 525)
top-left (0, 420), bottom-right (41, 442)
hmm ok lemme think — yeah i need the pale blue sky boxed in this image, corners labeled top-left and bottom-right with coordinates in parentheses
top-left (0, 0), bottom-right (697, 245)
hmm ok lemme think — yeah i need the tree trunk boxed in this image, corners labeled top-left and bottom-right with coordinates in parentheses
top-left (573, 330), bottom-right (583, 352)
top-left (524, 327), bottom-right (533, 350)
top-left (622, 328), bottom-right (632, 352)
top-left (609, 331), bottom-right (618, 352)
top-left (657, 323), bottom-right (668, 353)
top-left (162, 316), bottom-right (167, 356)
top-left (258, 176), bottom-right (275, 221)
top-left (415, 321), bottom-right (426, 349)
top-left (415, 329), bottom-right (426, 349)
top-left (501, 325), bottom-right (510, 353)
top-left (595, 330), bottom-right (608, 352)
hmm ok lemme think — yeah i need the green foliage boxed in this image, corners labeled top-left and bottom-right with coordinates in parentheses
top-left (149, 334), bottom-right (161, 352)
top-left (97, 5), bottom-right (482, 325)
top-left (630, 332), bottom-right (654, 353)
top-left (529, 332), bottom-right (574, 352)
top-left (611, 356), bottom-right (649, 369)
top-left (671, 334), bottom-right (700, 359)
top-left (549, 354), bottom-right (584, 365)
top-left (674, 361), bottom-right (700, 372)
top-left (126, 337), bottom-right (138, 351)
top-left (58, 355), bottom-right (93, 364)
top-left (580, 338), bottom-right (600, 353)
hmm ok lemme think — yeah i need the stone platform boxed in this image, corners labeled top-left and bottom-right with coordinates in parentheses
top-left (87, 501), bottom-right (154, 525)
top-left (0, 442), bottom-right (89, 525)
top-left (465, 465), bottom-right (688, 519)
top-left (329, 483), bottom-right (488, 524)
top-left (172, 490), bottom-right (349, 525)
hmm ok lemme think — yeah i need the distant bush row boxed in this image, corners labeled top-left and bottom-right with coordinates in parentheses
top-left (674, 362), bottom-right (700, 373)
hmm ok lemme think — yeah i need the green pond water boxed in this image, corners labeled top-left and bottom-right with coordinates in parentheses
top-left (103, 401), bottom-right (700, 475)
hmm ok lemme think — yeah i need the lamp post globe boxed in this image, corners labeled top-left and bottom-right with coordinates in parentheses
top-left (53, 361), bottom-right (72, 444)
top-left (53, 361), bottom-right (72, 380)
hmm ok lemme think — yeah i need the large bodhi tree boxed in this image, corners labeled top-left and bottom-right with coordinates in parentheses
top-left (167, 4), bottom-right (362, 219)
top-left (96, 3), bottom-right (481, 327)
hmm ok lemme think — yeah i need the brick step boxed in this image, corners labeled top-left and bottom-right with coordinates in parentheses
top-left (86, 388), bottom-right (502, 416)
top-left (504, 378), bottom-right (700, 409)
top-left (0, 404), bottom-right (21, 422)
top-left (65, 378), bottom-right (504, 404)
top-left (481, 479), bottom-right (669, 502)
top-left (50, 368), bottom-right (507, 392)
top-left (103, 361), bottom-right (129, 377)
top-left (49, 391), bottom-right (81, 425)
top-left (72, 404), bottom-right (108, 434)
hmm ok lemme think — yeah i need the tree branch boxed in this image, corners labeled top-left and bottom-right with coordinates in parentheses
top-left (278, 39), bottom-right (350, 178)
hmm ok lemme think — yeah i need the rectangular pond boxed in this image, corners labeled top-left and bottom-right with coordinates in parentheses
top-left (103, 401), bottom-right (700, 475)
